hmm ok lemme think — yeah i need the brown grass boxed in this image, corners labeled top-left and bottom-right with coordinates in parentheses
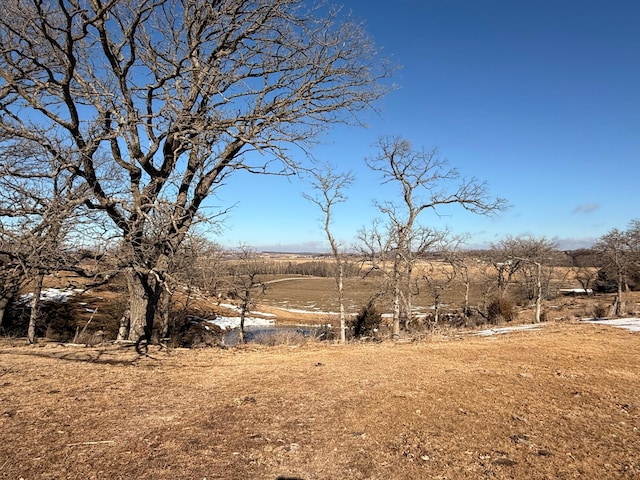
top-left (1, 321), bottom-right (639, 479)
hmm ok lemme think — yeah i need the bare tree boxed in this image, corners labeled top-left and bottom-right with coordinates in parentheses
top-left (594, 227), bottom-right (633, 316)
top-left (227, 246), bottom-right (267, 344)
top-left (564, 248), bottom-right (598, 294)
top-left (626, 219), bottom-right (640, 284)
top-left (488, 238), bottom-right (525, 298)
top-left (489, 235), bottom-right (556, 322)
top-left (303, 163), bottom-right (354, 343)
top-left (421, 257), bottom-right (456, 327)
top-left (364, 136), bottom-right (506, 337)
top-left (443, 248), bottom-right (477, 319)
top-left (0, 0), bottom-right (391, 342)
top-left (356, 218), bottom-right (394, 321)
top-left (0, 144), bottom-right (89, 342)
top-left (420, 235), bottom-right (472, 326)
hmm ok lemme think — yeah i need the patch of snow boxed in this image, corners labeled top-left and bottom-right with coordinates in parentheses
top-left (582, 318), bottom-right (640, 332)
top-left (19, 288), bottom-right (82, 304)
top-left (559, 288), bottom-right (593, 294)
top-left (475, 324), bottom-right (544, 336)
top-left (207, 316), bottom-right (275, 330)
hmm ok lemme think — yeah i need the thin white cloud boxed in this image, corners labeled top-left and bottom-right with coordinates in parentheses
top-left (573, 203), bottom-right (599, 214)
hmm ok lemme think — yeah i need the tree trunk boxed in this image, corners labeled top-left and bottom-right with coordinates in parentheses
top-left (403, 270), bottom-right (413, 331)
top-left (392, 281), bottom-right (401, 338)
top-left (117, 308), bottom-right (130, 341)
top-left (463, 278), bottom-right (471, 318)
top-left (535, 262), bottom-right (542, 323)
top-left (238, 304), bottom-right (247, 345)
top-left (126, 271), bottom-right (160, 342)
top-left (615, 270), bottom-right (624, 317)
top-left (337, 262), bottom-right (346, 343)
top-left (0, 277), bottom-right (21, 328)
top-left (27, 273), bottom-right (44, 344)
top-left (238, 288), bottom-right (251, 344)
top-left (391, 251), bottom-right (402, 338)
top-left (158, 288), bottom-right (171, 339)
top-left (0, 293), bottom-right (13, 329)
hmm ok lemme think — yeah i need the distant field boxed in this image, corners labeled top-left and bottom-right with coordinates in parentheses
top-left (255, 263), bottom-right (600, 322)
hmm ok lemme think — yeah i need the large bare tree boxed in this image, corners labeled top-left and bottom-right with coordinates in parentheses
top-left (364, 136), bottom-right (506, 338)
top-left (0, 0), bottom-right (390, 342)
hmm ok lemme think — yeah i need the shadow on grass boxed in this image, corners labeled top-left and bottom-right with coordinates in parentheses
top-left (0, 342), bottom-right (163, 366)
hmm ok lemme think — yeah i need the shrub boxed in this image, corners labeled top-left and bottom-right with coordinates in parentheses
top-left (592, 303), bottom-right (608, 319)
top-left (312, 324), bottom-right (336, 342)
top-left (44, 302), bottom-right (81, 341)
top-left (4, 299), bottom-right (80, 341)
top-left (176, 319), bottom-right (226, 348)
top-left (253, 329), bottom-right (309, 346)
top-left (486, 297), bottom-right (516, 324)
top-left (350, 303), bottom-right (382, 338)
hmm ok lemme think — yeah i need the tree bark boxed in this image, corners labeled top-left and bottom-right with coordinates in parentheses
top-left (402, 268), bottom-right (413, 331)
top-left (392, 262), bottom-right (401, 338)
top-left (238, 309), bottom-right (246, 345)
top-left (534, 261), bottom-right (542, 323)
top-left (27, 273), bottom-right (44, 344)
top-left (116, 308), bottom-right (130, 341)
top-left (337, 262), bottom-right (346, 343)
top-left (463, 278), bottom-right (471, 318)
top-left (158, 288), bottom-right (171, 339)
top-left (0, 292), bottom-right (14, 329)
top-left (126, 271), bottom-right (160, 342)
top-left (238, 291), bottom-right (250, 344)
top-left (615, 268), bottom-right (624, 317)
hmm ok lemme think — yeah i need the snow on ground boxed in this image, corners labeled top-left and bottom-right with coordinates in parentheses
top-left (208, 316), bottom-right (275, 330)
top-left (581, 318), bottom-right (640, 332)
top-left (475, 318), bottom-right (640, 336)
top-left (475, 323), bottom-right (545, 336)
top-left (19, 288), bottom-right (83, 304)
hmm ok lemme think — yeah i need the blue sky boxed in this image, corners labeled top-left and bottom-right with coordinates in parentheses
top-left (215, 0), bottom-right (640, 252)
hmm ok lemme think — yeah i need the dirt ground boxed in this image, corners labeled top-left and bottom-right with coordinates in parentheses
top-left (1, 321), bottom-right (639, 479)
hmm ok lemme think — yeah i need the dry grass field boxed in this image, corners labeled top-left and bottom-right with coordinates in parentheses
top-left (1, 321), bottom-right (639, 479)
top-left (256, 262), bottom-right (601, 321)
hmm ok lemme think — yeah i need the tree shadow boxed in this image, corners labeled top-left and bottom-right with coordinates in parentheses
top-left (0, 342), bottom-right (160, 366)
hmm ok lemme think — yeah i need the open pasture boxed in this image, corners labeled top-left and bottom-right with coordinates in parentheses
top-left (1, 321), bottom-right (638, 479)
top-left (255, 261), bottom-right (601, 325)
